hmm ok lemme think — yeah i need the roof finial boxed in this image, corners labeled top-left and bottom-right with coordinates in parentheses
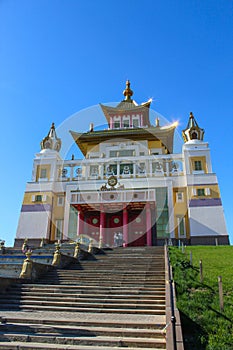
top-left (40, 122), bottom-right (62, 152)
top-left (123, 80), bottom-right (133, 101)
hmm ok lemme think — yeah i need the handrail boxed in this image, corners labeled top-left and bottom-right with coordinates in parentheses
top-left (165, 244), bottom-right (177, 350)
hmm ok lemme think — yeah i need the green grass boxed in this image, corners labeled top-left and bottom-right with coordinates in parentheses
top-left (169, 246), bottom-right (233, 350)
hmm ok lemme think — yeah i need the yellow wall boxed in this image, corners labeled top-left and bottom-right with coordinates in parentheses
top-left (190, 156), bottom-right (207, 173)
top-left (22, 191), bottom-right (65, 241)
top-left (36, 164), bottom-right (51, 181)
top-left (188, 184), bottom-right (221, 199)
top-left (50, 193), bottom-right (65, 241)
top-left (173, 187), bottom-right (190, 239)
top-left (23, 192), bottom-right (53, 205)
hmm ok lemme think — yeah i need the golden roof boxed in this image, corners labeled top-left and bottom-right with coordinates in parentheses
top-left (70, 123), bottom-right (176, 156)
top-left (100, 80), bottom-right (152, 126)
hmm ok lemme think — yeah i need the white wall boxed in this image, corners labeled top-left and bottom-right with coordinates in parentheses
top-left (16, 212), bottom-right (50, 239)
top-left (189, 206), bottom-right (228, 236)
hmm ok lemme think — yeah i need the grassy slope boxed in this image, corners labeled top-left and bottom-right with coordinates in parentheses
top-left (169, 246), bottom-right (233, 350)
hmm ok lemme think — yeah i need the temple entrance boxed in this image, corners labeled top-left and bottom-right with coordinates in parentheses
top-left (73, 201), bottom-right (155, 247)
top-left (128, 210), bottom-right (147, 247)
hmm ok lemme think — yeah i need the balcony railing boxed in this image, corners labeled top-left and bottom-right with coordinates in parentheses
top-left (70, 189), bottom-right (156, 205)
top-left (57, 154), bottom-right (184, 182)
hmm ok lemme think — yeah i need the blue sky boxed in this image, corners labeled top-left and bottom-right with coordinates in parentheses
top-left (0, 0), bottom-right (232, 245)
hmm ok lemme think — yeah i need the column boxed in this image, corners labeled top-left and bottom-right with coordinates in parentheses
top-left (165, 160), bottom-right (170, 176)
top-left (77, 211), bottom-right (84, 237)
top-left (70, 166), bottom-right (74, 180)
top-left (123, 208), bottom-right (128, 247)
top-left (85, 164), bottom-right (88, 180)
top-left (117, 162), bottom-right (120, 176)
top-left (99, 209), bottom-right (106, 246)
top-left (149, 161), bottom-right (152, 176)
top-left (146, 202), bottom-right (152, 246)
top-left (100, 163), bottom-right (104, 179)
top-left (133, 163), bottom-right (136, 177)
top-left (167, 180), bottom-right (175, 239)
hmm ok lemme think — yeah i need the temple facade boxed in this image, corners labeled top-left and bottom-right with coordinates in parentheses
top-left (15, 81), bottom-right (229, 247)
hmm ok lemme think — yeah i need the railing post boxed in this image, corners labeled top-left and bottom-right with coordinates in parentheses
top-left (19, 251), bottom-right (33, 279)
top-left (200, 259), bottom-right (203, 283)
top-left (52, 243), bottom-right (61, 266)
top-left (218, 276), bottom-right (224, 312)
top-left (165, 245), bottom-right (177, 350)
top-left (74, 242), bottom-right (80, 258)
top-left (88, 239), bottom-right (93, 253)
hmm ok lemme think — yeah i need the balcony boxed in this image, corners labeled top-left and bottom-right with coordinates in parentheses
top-left (57, 154), bottom-right (184, 182)
top-left (70, 188), bottom-right (156, 205)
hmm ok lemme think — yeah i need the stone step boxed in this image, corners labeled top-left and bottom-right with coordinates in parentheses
top-left (0, 333), bottom-right (166, 348)
top-left (0, 341), bottom-right (165, 350)
top-left (0, 247), bottom-right (168, 348)
top-left (0, 322), bottom-right (165, 338)
top-left (36, 272), bottom-right (165, 278)
top-left (13, 304), bottom-right (166, 314)
top-left (35, 281), bottom-right (165, 286)
top-left (12, 285), bottom-right (166, 293)
top-left (3, 299), bottom-right (166, 310)
top-left (0, 295), bottom-right (165, 304)
top-left (1, 315), bottom-right (165, 330)
top-left (0, 291), bottom-right (165, 299)
top-left (45, 269), bottom-right (165, 274)
top-left (1, 289), bottom-right (165, 297)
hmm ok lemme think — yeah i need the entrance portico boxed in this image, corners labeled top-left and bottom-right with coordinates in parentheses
top-left (72, 191), bottom-right (155, 247)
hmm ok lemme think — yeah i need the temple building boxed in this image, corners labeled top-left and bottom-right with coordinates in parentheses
top-left (15, 81), bottom-right (229, 247)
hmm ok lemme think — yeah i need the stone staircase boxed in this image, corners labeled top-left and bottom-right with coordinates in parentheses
top-left (0, 246), bottom-right (167, 349)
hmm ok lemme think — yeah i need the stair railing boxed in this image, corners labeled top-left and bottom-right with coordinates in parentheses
top-left (165, 244), bottom-right (177, 350)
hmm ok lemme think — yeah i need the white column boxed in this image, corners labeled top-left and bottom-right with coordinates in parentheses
top-left (100, 163), bottom-right (104, 179)
top-left (85, 164), bottom-right (88, 180)
top-left (70, 166), bottom-right (74, 180)
top-left (133, 163), bottom-right (136, 177)
top-left (166, 180), bottom-right (175, 239)
top-left (63, 188), bottom-right (71, 240)
top-left (165, 161), bottom-right (170, 176)
top-left (117, 162), bottom-right (120, 176)
top-left (149, 161), bottom-right (152, 176)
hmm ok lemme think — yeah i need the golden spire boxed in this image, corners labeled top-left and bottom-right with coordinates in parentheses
top-left (123, 80), bottom-right (133, 101)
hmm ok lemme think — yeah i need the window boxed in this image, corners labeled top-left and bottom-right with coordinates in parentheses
top-left (177, 217), bottom-right (186, 237)
top-left (137, 163), bottom-right (145, 174)
top-left (123, 120), bottom-right (129, 127)
top-left (120, 163), bottom-right (133, 175)
top-left (197, 188), bottom-right (205, 196)
top-left (35, 195), bottom-right (42, 202)
top-left (176, 192), bottom-right (184, 202)
top-left (105, 164), bottom-right (117, 175)
top-left (132, 119), bottom-right (139, 127)
top-left (109, 150), bottom-right (118, 158)
top-left (55, 220), bottom-right (63, 240)
top-left (57, 196), bottom-right (64, 206)
top-left (194, 161), bottom-right (202, 171)
top-left (40, 168), bottom-right (47, 178)
top-left (110, 149), bottom-right (134, 157)
top-left (114, 121), bottom-right (120, 128)
top-left (90, 165), bottom-right (98, 176)
top-left (119, 150), bottom-right (134, 157)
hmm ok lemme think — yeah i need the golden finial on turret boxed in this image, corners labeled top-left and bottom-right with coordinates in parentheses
top-left (123, 80), bottom-right (133, 101)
